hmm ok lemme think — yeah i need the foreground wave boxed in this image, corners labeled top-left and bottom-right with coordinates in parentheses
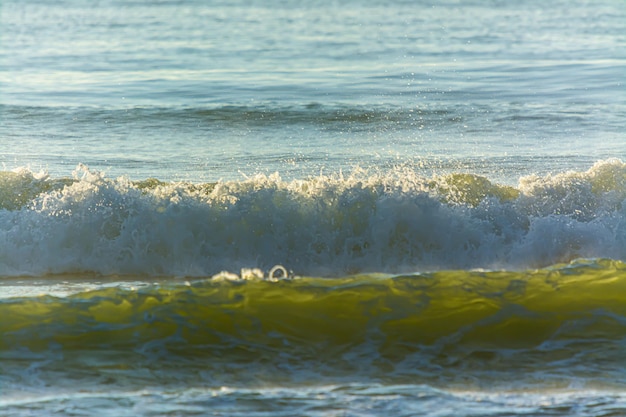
top-left (1, 259), bottom-right (625, 388)
top-left (1, 159), bottom-right (625, 276)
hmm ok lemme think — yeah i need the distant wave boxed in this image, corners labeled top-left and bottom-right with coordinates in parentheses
top-left (0, 102), bottom-right (468, 131)
top-left (0, 159), bottom-right (624, 277)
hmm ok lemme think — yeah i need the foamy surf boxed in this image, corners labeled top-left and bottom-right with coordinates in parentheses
top-left (1, 159), bottom-right (624, 277)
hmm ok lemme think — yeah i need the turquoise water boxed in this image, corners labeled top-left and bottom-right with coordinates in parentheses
top-left (1, 0), bottom-right (625, 415)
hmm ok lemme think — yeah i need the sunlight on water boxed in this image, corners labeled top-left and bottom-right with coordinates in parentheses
top-left (1, 0), bottom-right (624, 415)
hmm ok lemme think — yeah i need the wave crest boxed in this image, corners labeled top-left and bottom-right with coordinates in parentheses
top-left (0, 160), bottom-right (624, 277)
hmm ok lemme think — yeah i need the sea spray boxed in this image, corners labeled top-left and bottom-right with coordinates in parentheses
top-left (0, 160), bottom-right (624, 277)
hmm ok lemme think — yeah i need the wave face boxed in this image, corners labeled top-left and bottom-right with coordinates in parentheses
top-left (1, 259), bottom-right (625, 390)
top-left (1, 159), bottom-right (624, 277)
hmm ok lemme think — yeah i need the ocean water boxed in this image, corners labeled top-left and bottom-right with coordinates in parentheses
top-left (1, 0), bottom-right (625, 415)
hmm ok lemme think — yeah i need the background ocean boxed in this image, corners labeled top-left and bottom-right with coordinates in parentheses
top-left (1, 0), bottom-right (625, 416)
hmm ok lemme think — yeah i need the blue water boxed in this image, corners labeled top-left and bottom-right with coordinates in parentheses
top-left (1, 0), bottom-right (624, 182)
top-left (1, 0), bottom-right (625, 415)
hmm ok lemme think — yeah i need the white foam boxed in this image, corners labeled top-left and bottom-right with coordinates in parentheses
top-left (0, 160), bottom-right (624, 277)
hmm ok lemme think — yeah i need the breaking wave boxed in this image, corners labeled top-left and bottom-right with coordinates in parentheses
top-left (0, 159), bottom-right (624, 277)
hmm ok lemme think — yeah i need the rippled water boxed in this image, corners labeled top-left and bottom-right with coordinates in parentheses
top-left (1, 0), bottom-right (624, 181)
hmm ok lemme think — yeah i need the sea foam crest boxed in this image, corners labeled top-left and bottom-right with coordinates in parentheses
top-left (0, 160), bottom-right (624, 277)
